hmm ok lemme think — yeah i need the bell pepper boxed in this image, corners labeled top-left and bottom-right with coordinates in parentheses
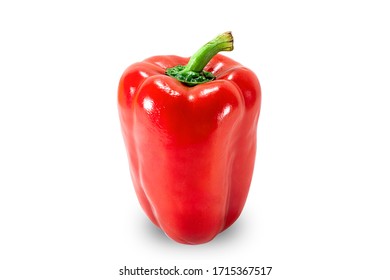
top-left (118, 32), bottom-right (261, 244)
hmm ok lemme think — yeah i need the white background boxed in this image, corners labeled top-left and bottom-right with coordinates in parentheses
top-left (1, 0), bottom-right (389, 279)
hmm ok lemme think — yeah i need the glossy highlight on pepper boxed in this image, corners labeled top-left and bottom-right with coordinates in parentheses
top-left (118, 32), bottom-right (261, 244)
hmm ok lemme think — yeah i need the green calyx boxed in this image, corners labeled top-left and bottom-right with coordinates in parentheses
top-left (165, 66), bottom-right (215, 86)
top-left (166, 31), bottom-right (234, 86)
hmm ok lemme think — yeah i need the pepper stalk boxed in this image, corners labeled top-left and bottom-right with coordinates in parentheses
top-left (166, 32), bottom-right (234, 86)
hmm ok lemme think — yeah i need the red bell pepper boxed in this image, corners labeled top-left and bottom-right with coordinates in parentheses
top-left (118, 32), bottom-right (261, 244)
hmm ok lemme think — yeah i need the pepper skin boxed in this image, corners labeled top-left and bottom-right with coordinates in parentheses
top-left (118, 32), bottom-right (261, 244)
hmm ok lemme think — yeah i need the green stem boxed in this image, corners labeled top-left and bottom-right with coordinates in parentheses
top-left (166, 31), bottom-right (234, 86)
top-left (184, 32), bottom-right (234, 72)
